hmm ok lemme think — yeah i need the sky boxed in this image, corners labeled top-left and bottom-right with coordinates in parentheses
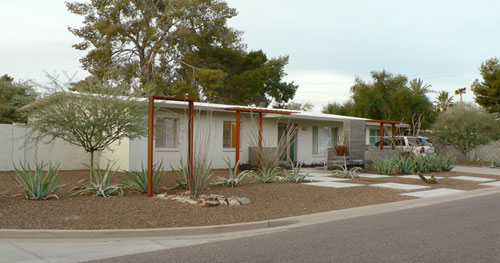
top-left (1, 0), bottom-right (499, 111)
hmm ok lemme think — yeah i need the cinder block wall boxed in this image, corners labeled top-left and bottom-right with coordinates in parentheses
top-left (435, 141), bottom-right (500, 162)
top-left (343, 120), bottom-right (365, 161)
top-left (365, 146), bottom-right (398, 164)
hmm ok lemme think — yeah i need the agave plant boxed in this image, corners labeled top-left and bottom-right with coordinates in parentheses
top-left (73, 162), bottom-right (124, 197)
top-left (426, 155), bottom-right (445, 172)
top-left (439, 155), bottom-right (456, 172)
top-left (122, 161), bottom-right (165, 193)
top-left (372, 157), bottom-right (397, 175)
top-left (491, 158), bottom-right (500, 168)
top-left (9, 162), bottom-right (61, 200)
top-left (282, 159), bottom-right (308, 183)
top-left (170, 159), bottom-right (213, 198)
top-left (169, 160), bottom-right (189, 190)
top-left (396, 155), bottom-right (416, 174)
top-left (253, 166), bottom-right (280, 183)
top-left (214, 159), bottom-right (249, 187)
top-left (414, 155), bottom-right (430, 173)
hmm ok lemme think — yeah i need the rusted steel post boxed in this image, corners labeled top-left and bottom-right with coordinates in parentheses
top-left (147, 96), bottom-right (154, 197)
top-left (235, 111), bottom-right (241, 174)
top-left (380, 122), bottom-right (384, 150)
top-left (391, 124), bottom-right (396, 150)
top-left (258, 112), bottom-right (263, 169)
top-left (187, 100), bottom-right (194, 191)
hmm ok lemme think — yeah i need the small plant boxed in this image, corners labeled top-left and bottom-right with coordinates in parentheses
top-left (214, 159), bottom-right (250, 187)
top-left (122, 161), bottom-right (165, 193)
top-left (396, 155), bottom-right (416, 174)
top-left (282, 159), bottom-right (308, 183)
top-left (440, 155), bottom-right (456, 171)
top-left (426, 155), bottom-right (445, 172)
top-left (414, 155), bottom-right (430, 173)
top-left (372, 157), bottom-right (397, 175)
top-left (9, 162), bottom-right (61, 200)
top-left (190, 161), bottom-right (213, 198)
top-left (169, 161), bottom-right (188, 190)
top-left (417, 172), bottom-right (437, 184)
top-left (253, 166), bottom-right (280, 183)
top-left (73, 163), bottom-right (124, 197)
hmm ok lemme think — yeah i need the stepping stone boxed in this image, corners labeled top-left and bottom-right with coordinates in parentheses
top-left (479, 181), bottom-right (500, 187)
top-left (303, 182), bottom-right (364, 188)
top-left (358, 173), bottom-right (390, 178)
top-left (304, 177), bottom-right (351, 182)
top-left (370, 182), bottom-right (432, 192)
top-left (448, 176), bottom-right (496, 183)
top-left (401, 188), bottom-right (465, 198)
top-left (398, 175), bottom-right (444, 180)
top-left (301, 173), bottom-right (332, 177)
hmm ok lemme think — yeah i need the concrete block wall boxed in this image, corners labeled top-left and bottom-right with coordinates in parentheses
top-left (435, 141), bottom-right (500, 162)
top-left (365, 146), bottom-right (398, 164)
top-left (343, 120), bottom-right (365, 161)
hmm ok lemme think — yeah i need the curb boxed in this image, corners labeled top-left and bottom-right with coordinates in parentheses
top-left (2, 186), bottom-right (500, 239)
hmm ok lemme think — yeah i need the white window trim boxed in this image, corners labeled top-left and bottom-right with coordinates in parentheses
top-left (155, 117), bottom-right (180, 151)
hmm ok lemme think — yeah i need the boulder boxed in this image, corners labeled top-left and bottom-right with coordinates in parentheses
top-left (236, 197), bottom-right (251, 205)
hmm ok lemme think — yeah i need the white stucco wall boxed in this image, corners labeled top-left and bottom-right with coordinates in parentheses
top-left (0, 124), bottom-right (89, 171)
top-left (99, 138), bottom-right (130, 170)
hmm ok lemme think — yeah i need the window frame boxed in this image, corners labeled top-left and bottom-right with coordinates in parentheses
top-left (154, 117), bottom-right (179, 151)
top-left (312, 126), bottom-right (338, 156)
top-left (222, 120), bottom-right (241, 149)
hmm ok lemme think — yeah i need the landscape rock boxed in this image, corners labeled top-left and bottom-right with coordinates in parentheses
top-left (228, 199), bottom-right (241, 206)
top-left (236, 197), bottom-right (251, 205)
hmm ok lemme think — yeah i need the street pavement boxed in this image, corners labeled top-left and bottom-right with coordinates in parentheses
top-left (88, 192), bottom-right (500, 263)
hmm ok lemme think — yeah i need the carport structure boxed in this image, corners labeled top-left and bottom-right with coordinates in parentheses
top-left (221, 107), bottom-right (296, 172)
top-left (365, 119), bottom-right (406, 150)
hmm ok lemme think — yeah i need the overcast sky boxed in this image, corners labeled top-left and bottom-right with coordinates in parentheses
top-left (1, 0), bottom-right (498, 111)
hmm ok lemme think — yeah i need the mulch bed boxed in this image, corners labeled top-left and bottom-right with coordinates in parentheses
top-left (0, 168), bottom-right (496, 230)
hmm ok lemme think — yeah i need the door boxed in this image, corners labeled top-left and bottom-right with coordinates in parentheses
top-left (278, 123), bottom-right (298, 163)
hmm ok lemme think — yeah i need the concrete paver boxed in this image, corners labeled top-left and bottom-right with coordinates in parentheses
top-left (303, 182), bottom-right (365, 188)
top-left (370, 182), bottom-right (431, 192)
top-left (480, 181), bottom-right (500, 187)
top-left (357, 173), bottom-right (390, 179)
top-left (304, 177), bottom-right (350, 182)
top-left (449, 176), bottom-right (496, 183)
top-left (452, 166), bottom-right (500, 176)
top-left (398, 175), bottom-right (444, 180)
top-left (401, 188), bottom-right (465, 198)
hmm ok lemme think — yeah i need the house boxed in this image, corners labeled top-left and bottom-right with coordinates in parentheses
top-left (98, 99), bottom-right (403, 171)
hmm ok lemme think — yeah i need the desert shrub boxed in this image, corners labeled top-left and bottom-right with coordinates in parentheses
top-left (73, 163), bottom-right (124, 197)
top-left (439, 155), bottom-right (456, 171)
top-left (396, 155), bottom-right (416, 174)
top-left (122, 161), bottom-right (165, 193)
top-left (426, 155), bottom-right (445, 172)
top-left (253, 166), bottom-right (280, 183)
top-left (282, 159), bottom-right (308, 183)
top-left (9, 162), bottom-right (61, 200)
top-left (214, 159), bottom-right (250, 187)
top-left (372, 157), bottom-right (397, 175)
top-left (414, 155), bottom-right (430, 173)
top-left (490, 158), bottom-right (500, 168)
top-left (171, 160), bottom-right (213, 198)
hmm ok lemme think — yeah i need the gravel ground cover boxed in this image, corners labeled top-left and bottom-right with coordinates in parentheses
top-left (0, 169), bottom-right (412, 230)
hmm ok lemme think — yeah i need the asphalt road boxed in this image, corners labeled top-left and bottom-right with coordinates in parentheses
top-left (88, 193), bottom-right (500, 263)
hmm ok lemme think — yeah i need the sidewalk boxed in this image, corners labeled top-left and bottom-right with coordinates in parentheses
top-left (452, 165), bottom-right (500, 176)
top-left (2, 186), bottom-right (500, 263)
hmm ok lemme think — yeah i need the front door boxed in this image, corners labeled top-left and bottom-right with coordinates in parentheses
top-left (278, 123), bottom-right (298, 163)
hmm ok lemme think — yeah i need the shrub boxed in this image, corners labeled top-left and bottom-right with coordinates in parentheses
top-left (253, 166), bottom-right (280, 183)
top-left (439, 155), bottom-right (456, 172)
top-left (414, 155), bottom-right (430, 173)
top-left (73, 163), bottom-right (124, 197)
top-left (396, 155), bottom-right (416, 174)
top-left (372, 157), bottom-right (397, 175)
top-left (490, 158), bottom-right (500, 168)
top-left (122, 161), bottom-right (165, 193)
top-left (214, 159), bottom-right (250, 187)
top-left (171, 160), bottom-right (213, 198)
top-left (282, 159), bottom-right (308, 183)
top-left (9, 162), bottom-right (61, 200)
top-left (427, 155), bottom-right (445, 172)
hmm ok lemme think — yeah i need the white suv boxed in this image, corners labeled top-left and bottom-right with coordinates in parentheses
top-left (375, 136), bottom-right (435, 156)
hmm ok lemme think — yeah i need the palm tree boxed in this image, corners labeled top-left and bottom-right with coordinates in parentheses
top-left (435, 91), bottom-right (454, 112)
top-left (455, 87), bottom-right (466, 103)
top-left (409, 78), bottom-right (433, 96)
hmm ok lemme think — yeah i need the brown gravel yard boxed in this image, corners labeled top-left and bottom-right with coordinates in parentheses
top-left (0, 169), bottom-right (496, 230)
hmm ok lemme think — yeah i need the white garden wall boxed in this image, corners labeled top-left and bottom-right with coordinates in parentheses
top-left (0, 124), bottom-right (89, 171)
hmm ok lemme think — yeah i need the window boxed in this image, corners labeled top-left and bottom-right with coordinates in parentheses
top-left (313, 126), bottom-right (338, 155)
top-left (223, 121), bottom-right (239, 148)
top-left (155, 118), bottom-right (178, 148)
top-left (369, 128), bottom-right (381, 145)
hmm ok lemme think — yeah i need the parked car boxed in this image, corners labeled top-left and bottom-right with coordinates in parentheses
top-left (374, 136), bottom-right (435, 155)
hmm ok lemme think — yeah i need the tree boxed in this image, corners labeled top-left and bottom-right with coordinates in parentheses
top-left (431, 103), bottom-right (500, 160)
top-left (455, 87), bottom-right (466, 103)
top-left (0, 74), bottom-right (38, 124)
top-left (67, 0), bottom-right (298, 105)
top-left (25, 80), bottom-right (147, 172)
top-left (322, 101), bottom-right (354, 116)
top-left (339, 70), bottom-right (435, 129)
top-left (471, 57), bottom-right (500, 114)
top-left (434, 91), bottom-right (454, 112)
top-left (67, 0), bottom-right (240, 94)
top-left (275, 101), bottom-right (314, 111)
top-left (409, 78), bottom-right (433, 96)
